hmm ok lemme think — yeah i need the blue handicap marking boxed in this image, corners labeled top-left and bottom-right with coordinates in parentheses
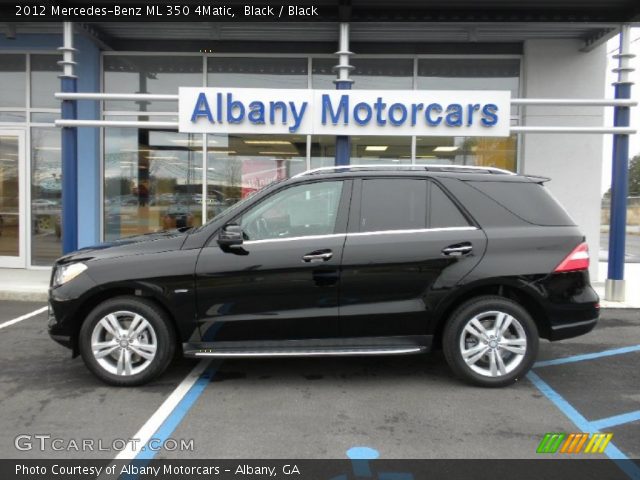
top-left (329, 447), bottom-right (413, 480)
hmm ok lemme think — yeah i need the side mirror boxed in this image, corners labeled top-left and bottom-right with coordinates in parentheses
top-left (218, 223), bottom-right (244, 248)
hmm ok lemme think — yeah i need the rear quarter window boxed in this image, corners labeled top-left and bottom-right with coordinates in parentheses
top-left (468, 181), bottom-right (575, 226)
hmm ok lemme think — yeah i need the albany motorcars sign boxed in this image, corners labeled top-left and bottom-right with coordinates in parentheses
top-left (178, 87), bottom-right (510, 137)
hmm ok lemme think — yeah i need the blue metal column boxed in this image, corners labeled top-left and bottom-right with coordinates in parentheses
top-left (334, 23), bottom-right (353, 166)
top-left (606, 25), bottom-right (635, 302)
top-left (59, 22), bottom-right (78, 254)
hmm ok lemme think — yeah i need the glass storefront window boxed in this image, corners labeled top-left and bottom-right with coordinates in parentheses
top-left (207, 57), bottom-right (308, 88)
top-left (104, 55), bottom-right (202, 112)
top-left (206, 134), bottom-right (307, 220)
top-left (30, 54), bottom-right (62, 109)
top-left (351, 136), bottom-right (412, 165)
top-left (104, 128), bottom-right (203, 241)
top-left (311, 136), bottom-right (412, 168)
top-left (0, 112), bottom-right (26, 123)
top-left (417, 58), bottom-right (520, 96)
top-left (31, 127), bottom-right (62, 265)
top-left (0, 135), bottom-right (20, 257)
top-left (312, 58), bottom-right (414, 89)
top-left (0, 54), bottom-right (26, 109)
top-left (415, 135), bottom-right (517, 171)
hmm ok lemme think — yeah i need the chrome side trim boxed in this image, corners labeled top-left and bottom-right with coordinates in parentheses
top-left (243, 233), bottom-right (346, 246)
top-left (347, 226), bottom-right (477, 237)
top-left (193, 347), bottom-right (425, 358)
top-left (242, 227), bottom-right (477, 245)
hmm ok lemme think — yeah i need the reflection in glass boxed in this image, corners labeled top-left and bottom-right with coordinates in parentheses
top-left (240, 181), bottom-right (343, 241)
top-left (312, 58), bottom-right (414, 90)
top-left (417, 59), bottom-right (520, 96)
top-left (104, 56), bottom-right (202, 112)
top-left (104, 128), bottom-right (204, 241)
top-left (31, 54), bottom-right (62, 109)
top-left (0, 112), bottom-right (26, 123)
top-left (351, 136), bottom-right (412, 165)
top-left (206, 134), bottom-right (307, 221)
top-left (0, 54), bottom-right (26, 108)
top-left (311, 136), bottom-right (411, 168)
top-left (31, 128), bottom-right (62, 265)
top-left (415, 135), bottom-right (517, 172)
top-left (207, 57), bottom-right (308, 88)
top-left (31, 112), bottom-right (59, 124)
top-left (0, 135), bottom-right (20, 256)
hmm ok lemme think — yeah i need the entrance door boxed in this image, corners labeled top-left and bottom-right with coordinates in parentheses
top-left (0, 130), bottom-right (26, 268)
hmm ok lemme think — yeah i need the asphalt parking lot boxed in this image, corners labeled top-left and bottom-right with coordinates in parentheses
top-left (0, 301), bottom-right (638, 469)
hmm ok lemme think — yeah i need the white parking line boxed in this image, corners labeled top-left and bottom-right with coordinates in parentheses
top-left (115, 358), bottom-right (212, 460)
top-left (0, 306), bottom-right (48, 330)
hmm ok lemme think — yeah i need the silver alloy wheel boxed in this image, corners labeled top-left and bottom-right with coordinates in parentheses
top-left (90, 310), bottom-right (157, 376)
top-left (459, 310), bottom-right (527, 378)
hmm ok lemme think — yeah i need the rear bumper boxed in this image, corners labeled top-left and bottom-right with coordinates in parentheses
top-left (535, 270), bottom-right (600, 341)
top-left (548, 317), bottom-right (598, 341)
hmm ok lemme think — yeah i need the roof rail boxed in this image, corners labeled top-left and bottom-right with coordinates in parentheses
top-left (292, 164), bottom-right (516, 178)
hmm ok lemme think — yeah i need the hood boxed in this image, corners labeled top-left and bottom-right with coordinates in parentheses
top-left (57, 228), bottom-right (191, 264)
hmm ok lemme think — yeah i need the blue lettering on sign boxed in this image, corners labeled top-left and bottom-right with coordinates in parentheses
top-left (481, 104), bottom-right (499, 126)
top-left (353, 102), bottom-right (372, 125)
top-left (191, 92), bottom-right (214, 123)
top-left (425, 103), bottom-right (443, 126)
top-left (322, 94), bottom-right (348, 125)
top-left (189, 91), bottom-right (502, 133)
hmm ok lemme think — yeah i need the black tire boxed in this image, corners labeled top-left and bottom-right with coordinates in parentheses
top-left (442, 295), bottom-right (539, 388)
top-left (78, 296), bottom-right (176, 386)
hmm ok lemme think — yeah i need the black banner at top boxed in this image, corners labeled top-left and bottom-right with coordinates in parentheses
top-left (1, 0), bottom-right (639, 22)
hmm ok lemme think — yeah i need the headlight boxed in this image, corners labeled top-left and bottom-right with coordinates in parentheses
top-left (53, 262), bottom-right (88, 287)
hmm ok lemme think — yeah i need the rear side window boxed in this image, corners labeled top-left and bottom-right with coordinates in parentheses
top-left (429, 183), bottom-right (471, 228)
top-left (360, 179), bottom-right (427, 232)
top-left (358, 178), bottom-right (470, 232)
top-left (469, 181), bottom-right (575, 226)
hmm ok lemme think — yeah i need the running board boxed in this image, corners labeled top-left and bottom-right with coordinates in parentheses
top-left (183, 335), bottom-right (431, 358)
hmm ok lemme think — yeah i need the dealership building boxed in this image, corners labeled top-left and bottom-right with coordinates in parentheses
top-left (0, 2), bottom-right (638, 295)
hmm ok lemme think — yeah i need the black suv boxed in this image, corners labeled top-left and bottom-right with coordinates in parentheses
top-left (48, 165), bottom-right (599, 387)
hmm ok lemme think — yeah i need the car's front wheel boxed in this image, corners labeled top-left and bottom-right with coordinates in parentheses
top-left (443, 296), bottom-right (538, 387)
top-left (79, 296), bottom-right (176, 386)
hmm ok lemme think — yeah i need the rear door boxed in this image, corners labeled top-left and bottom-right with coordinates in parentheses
top-left (339, 177), bottom-right (487, 337)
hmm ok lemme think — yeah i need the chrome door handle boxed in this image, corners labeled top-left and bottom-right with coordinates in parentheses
top-left (302, 251), bottom-right (333, 262)
top-left (442, 244), bottom-right (473, 256)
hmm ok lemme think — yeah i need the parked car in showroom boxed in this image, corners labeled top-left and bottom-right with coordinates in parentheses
top-left (48, 165), bottom-right (599, 387)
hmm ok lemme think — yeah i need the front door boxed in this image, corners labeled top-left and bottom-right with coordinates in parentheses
top-left (0, 130), bottom-right (26, 268)
top-left (195, 179), bottom-right (351, 342)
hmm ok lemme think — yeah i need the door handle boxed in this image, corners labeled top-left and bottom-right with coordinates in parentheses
top-left (442, 243), bottom-right (473, 256)
top-left (302, 250), bottom-right (333, 263)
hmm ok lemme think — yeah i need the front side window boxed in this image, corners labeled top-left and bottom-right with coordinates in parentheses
top-left (240, 181), bottom-right (343, 241)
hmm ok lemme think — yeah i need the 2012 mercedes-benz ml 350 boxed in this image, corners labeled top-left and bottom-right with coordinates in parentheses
top-left (48, 165), bottom-right (599, 387)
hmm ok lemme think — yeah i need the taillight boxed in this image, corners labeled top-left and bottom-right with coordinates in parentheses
top-left (554, 242), bottom-right (590, 273)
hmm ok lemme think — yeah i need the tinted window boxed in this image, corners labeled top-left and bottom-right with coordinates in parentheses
top-left (429, 183), bottom-right (470, 228)
top-left (240, 181), bottom-right (343, 241)
top-left (469, 181), bottom-right (575, 226)
top-left (360, 179), bottom-right (427, 232)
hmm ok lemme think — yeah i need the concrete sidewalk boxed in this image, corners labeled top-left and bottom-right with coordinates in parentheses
top-left (0, 268), bottom-right (50, 301)
top-left (0, 262), bottom-right (638, 307)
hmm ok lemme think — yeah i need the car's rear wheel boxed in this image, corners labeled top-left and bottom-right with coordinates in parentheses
top-left (443, 296), bottom-right (538, 387)
top-left (79, 296), bottom-right (175, 386)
